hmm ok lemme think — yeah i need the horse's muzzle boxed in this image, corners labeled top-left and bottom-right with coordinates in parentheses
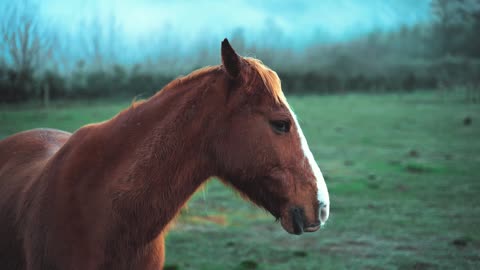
top-left (291, 207), bottom-right (320, 235)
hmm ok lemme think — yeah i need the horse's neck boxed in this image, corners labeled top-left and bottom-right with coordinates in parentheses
top-left (76, 73), bottom-right (222, 245)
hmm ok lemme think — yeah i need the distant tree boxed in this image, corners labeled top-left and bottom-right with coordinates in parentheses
top-left (80, 13), bottom-right (122, 70)
top-left (463, 0), bottom-right (480, 57)
top-left (431, 0), bottom-right (480, 57)
top-left (0, 0), bottom-right (56, 73)
top-left (0, 0), bottom-right (57, 102)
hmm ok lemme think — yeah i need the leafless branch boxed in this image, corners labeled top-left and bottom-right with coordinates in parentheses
top-left (0, 0), bottom-right (57, 73)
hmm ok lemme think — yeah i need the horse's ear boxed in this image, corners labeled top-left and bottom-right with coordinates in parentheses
top-left (221, 38), bottom-right (241, 78)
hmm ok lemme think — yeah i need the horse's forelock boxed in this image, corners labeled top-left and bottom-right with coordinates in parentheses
top-left (243, 57), bottom-right (287, 106)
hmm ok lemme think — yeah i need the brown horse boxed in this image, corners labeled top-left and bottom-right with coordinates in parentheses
top-left (0, 39), bottom-right (330, 270)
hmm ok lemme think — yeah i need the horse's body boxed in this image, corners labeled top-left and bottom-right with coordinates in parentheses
top-left (0, 40), bottom-right (330, 269)
top-left (0, 129), bottom-right (71, 270)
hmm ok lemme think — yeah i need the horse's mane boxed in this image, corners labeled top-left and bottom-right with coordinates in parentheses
top-left (129, 66), bottom-right (221, 108)
top-left (132, 57), bottom-right (286, 108)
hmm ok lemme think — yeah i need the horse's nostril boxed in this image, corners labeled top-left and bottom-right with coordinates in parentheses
top-left (320, 204), bottom-right (328, 223)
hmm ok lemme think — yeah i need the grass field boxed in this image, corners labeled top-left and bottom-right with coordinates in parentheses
top-left (1, 92), bottom-right (479, 269)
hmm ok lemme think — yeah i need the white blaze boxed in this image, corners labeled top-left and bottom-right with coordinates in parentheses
top-left (288, 107), bottom-right (330, 224)
top-left (250, 58), bottom-right (330, 225)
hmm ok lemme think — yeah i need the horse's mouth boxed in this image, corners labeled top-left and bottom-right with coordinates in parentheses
top-left (293, 222), bottom-right (321, 235)
top-left (304, 224), bottom-right (320, 232)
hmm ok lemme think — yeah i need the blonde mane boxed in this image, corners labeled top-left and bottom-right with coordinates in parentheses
top-left (244, 57), bottom-right (287, 105)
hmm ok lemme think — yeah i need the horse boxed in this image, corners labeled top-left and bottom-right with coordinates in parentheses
top-left (0, 39), bottom-right (330, 270)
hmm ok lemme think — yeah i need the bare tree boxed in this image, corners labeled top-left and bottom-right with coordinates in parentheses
top-left (1, 0), bottom-right (56, 73)
top-left (0, 0), bottom-right (57, 102)
top-left (80, 12), bottom-right (122, 70)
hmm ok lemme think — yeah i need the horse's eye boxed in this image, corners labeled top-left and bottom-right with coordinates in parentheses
top-left (270, 120), bottom-right (291, 134)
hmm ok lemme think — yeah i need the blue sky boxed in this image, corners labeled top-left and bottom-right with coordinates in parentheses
top-left (39, 0), bottom-right (432, 45)
top-left (0, 0), bottom-right (433, 70)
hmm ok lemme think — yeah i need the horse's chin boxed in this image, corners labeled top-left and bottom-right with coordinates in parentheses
top-left (280, 217), bottom-right (303, 235)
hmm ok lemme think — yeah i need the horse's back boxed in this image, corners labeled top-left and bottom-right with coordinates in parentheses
top-left (0, 129), bottom-right (71, 270)
top-left (0, 128), bottom-right (71, 188)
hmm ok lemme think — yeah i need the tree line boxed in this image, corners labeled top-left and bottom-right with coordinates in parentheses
top-left (1, 0), bottom-right (479, 103)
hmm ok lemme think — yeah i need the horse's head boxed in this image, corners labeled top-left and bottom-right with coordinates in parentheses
top-left (212, 39), bottom-right (330, 235)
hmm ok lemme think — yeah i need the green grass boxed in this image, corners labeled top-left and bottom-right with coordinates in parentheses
top-left (1, 91), bottom-right (480, 269)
